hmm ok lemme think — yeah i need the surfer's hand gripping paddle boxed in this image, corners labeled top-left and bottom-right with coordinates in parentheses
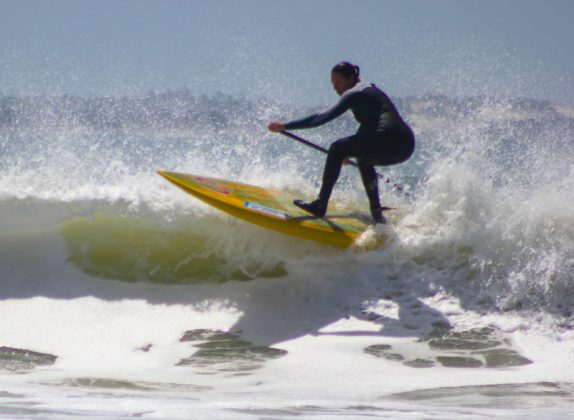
top-left (279, 130), bottom-right (411, 198)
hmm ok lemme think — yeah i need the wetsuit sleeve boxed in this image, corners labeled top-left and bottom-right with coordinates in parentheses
top-left (283, 94), bottom-right (352, 130)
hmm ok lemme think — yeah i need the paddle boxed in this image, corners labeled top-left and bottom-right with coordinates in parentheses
top-left (279, 130), bottom-right (411, 198)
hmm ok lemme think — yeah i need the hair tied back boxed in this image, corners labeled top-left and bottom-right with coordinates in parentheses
top-left (332, 61), bottom-right (360, 81)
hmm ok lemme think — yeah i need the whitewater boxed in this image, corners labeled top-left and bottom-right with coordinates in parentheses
top-left (1, 92), bottom-right (574, 419)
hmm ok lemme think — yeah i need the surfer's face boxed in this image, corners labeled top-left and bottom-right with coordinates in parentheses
top-left (331, 72), bottom-right (355, 96)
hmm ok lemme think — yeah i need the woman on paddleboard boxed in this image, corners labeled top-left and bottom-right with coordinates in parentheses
top-left (268, 61), bottom-right (415, 224)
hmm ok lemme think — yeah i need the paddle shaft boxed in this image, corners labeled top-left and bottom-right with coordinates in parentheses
top-left (280, 130), bottom-right (411, 197)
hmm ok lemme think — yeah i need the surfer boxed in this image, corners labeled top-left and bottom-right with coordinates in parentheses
top-left (268, 61), bottom-right (415, 224)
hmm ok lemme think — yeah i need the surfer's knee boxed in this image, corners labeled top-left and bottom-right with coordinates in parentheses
top-left (330, 139), bottom-right (343, 154)
top-left (329, 137), bottom-right (351, 158)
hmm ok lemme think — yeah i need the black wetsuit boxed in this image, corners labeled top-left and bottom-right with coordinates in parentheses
top-left (284, 81), bottom-right (415, 214)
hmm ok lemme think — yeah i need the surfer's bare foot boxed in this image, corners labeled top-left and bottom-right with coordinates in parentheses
top-left (294, 199), bottom-right (327, 218)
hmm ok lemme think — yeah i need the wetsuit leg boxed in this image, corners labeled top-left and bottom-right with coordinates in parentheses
top-left (317, 135), bottom-right (359, 203)
top-left (316, 128), bottom-right (414, 205)
top-left (357, 161), bottom-right (381, 211)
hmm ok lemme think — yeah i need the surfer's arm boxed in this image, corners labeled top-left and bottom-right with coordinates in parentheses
top-left (283, 95), bottom-right (351, 130)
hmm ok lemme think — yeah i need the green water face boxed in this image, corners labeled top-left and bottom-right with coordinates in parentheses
top-left (61, 213), bottom-right (287, 284)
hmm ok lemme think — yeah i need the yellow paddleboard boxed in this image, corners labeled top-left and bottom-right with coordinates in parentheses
top-left (158, 171), bottom-right (377, 248)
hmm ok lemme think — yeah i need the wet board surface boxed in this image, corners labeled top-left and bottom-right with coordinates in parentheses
top-left (157, 171), bottom-right (377, 248)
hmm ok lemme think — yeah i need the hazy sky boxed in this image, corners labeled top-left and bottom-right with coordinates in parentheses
top-left (1, 0), bottom-right (573, 106)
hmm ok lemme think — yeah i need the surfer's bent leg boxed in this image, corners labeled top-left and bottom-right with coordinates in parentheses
top-left (294, 135), bottom-right (360, 218)
top-left (294, 129), bottom-right (414, 220)
top-left (357, 162), bottom-right (382, 210)
top-left (317, 135), bottom-right (361, 204)
top-left (319, 128), bottom-right (414, 202)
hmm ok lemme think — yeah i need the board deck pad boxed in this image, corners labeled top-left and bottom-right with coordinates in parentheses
top-left (158, 171), bottom-right (377, 247)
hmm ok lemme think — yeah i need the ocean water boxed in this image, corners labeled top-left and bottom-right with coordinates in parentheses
top-left (1, 93), bottom-right (574, 419)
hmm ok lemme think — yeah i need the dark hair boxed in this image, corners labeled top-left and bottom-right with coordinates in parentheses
top-left (332, 61), bottom-right (360, 80)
